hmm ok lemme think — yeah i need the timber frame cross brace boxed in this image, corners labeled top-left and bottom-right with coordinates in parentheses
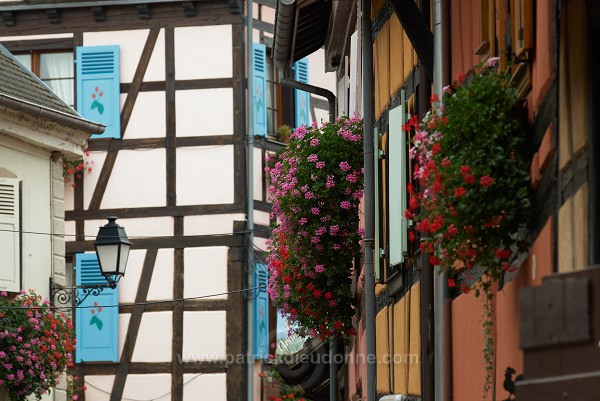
top-left (388, 0), bottom-right (434, 81)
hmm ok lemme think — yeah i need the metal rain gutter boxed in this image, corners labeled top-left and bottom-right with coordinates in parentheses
top-left (273, 0), bottom-right (297, 72)
top-left (0, 93), bottom-right (105, 135)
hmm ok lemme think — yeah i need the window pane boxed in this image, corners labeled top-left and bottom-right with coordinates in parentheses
top-left (13, 54), bottom-right (32, 71)
top-left (40, 52), bottom-right (74, 107)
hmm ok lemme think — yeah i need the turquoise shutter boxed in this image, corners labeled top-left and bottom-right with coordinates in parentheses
top-left (76, 45), bottom-right (121, 139)
top-left (294, 58), bottom-right (310, 128)
top-left (253, 43), bottom-right (268, 137)
top-left (75, 253), bottom-right (119, 362)
top-left (254, 263), bottom-right (269, 359)
top-left (388, 90), bottom-right (408, 269)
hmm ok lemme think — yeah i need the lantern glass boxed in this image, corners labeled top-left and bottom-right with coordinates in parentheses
top-left (96, 243), bottom-right (120, 276)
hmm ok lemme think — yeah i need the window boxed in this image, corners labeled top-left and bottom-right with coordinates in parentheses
top-left (14, 51), bottom-right (74, 107)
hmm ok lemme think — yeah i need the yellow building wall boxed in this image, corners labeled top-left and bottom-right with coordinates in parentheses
top-left (375, 283), bottom-right (422, 396)
top-left (557, 0), bottom-right (589, 272)
top-left (373, 16), bottom-right (418, 120)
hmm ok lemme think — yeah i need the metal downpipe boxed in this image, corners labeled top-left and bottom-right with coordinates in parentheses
top-left (279, 77), bottom-right (336, 123)
top-left (433, 1), bottom-right (450, 401)
top-left (246, 0), bottom-right (255, 400)
top-left (362, 0), bottom-right (377, 399)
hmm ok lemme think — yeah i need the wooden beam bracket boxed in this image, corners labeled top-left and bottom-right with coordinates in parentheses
top-left (182, 1), bottom-right (196, 17)
top-left (137, 4), bottom-right (151, 19)
top-left (1, 11), bottom-right (14, 27)
top-left (91, 6), bottom-right (105, 22)
top-left (47, 9), bottom-right (60, 24)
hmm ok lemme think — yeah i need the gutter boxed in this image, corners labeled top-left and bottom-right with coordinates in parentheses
top-left (273, 0), bottom-right (297, 73)
top-left (0, 93), bottom-right (105, 135)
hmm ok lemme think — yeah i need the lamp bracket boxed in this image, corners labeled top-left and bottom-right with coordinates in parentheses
top-left (49, 278), bottom-right (110, 311)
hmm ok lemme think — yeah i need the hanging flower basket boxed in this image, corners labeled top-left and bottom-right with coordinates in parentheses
top-left (266, 116), bottom-right (364, 341)
top-left (0, 291), bottom-right (76, 401)
top-left (405, 58), bottom-right (531, 393)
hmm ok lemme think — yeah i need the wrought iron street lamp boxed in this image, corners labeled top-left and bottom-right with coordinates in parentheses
top-left (94, 216), bottom-right (132, 288)
top-left (50, 217), bottom-right (132, 310)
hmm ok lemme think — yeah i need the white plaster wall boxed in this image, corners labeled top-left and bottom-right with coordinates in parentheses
top-left (123, 374), bottom-right (171, 401)
top-left (253, 147), bottom-right (263, 202)
top-left (183, 373), bottom-right (226, 401)
top-left (0, 141), bottom-right (52, 297)
top-left (84, 376), bottom-right (115, 401)
top-left (118, 313), bottom-right (131, 361)
top-left (182, 311), bottom-right (227, 360)
top-left (122, 91), bottom-right (167, 139)
top-left (254, 210), bottom-right (270, 227)
top-left (147, 249), bottom-right (175, 301)
top-left (84, 29), bottom-right (166, 82)
top-left (82, 150), bottom-right (106, 210)
top-left (118, 249), bottom-right (146, 304)
top-left (174, 25), bottom-right (232, 79)
top-left (175, 88), bottom-right (234, 136)
top-left (176, 145), bottom-right (234, 205)
top-left (85, 217), bottom-right (173, 240)
top-left (253, 237), bottom-right (267, 252)
top-left (184, 247), bottom-right (227, 300)
top-left (183, 213), bottom-right (245, 236)
top-left (131, 312), bottom-right (173, 362)
top-left (101, 148), bottom-right (166, 209)
top-left (308, 49), bottom-right (337, 124)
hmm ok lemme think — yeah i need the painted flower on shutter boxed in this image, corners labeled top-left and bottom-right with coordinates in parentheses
top-left (90, 86), bottom-right (105, 114)
top-left (89, 302), bottom-right (104, 331)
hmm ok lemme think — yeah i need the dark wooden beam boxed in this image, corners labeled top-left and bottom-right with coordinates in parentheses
top-left (172, 247), bottom-right (184, 401)
top-left (109, 249), bottom-right (158, 401)
top-left (66, 234), bottom-right (244, 253)
top-left (81, 361), bottom-right (227, 375)
top-left (0, 3), bottom-right (238, 35)
top-left (226, 245), bottom-right (244, 401)
top-left (165, 27), bottom-right (177, 207)
top-left (119, 299), bottom-right (227, 313)
top-left (232, 23), bottom-right (246, 207)
top-left (65, 202), bottom-right (244, 221)
top-left (388, 0), bottom-right (433, 81)
top-left (119, 77), bottom-right (234, 93)
top-left (2, 38), bottom-right (73, 52)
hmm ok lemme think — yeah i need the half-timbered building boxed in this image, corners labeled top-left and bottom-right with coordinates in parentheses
top-left (0, 1), bottom-right (334, 400)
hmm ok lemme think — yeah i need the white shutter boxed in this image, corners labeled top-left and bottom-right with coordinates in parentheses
top-left (0, 177), bottom-right (20, 292)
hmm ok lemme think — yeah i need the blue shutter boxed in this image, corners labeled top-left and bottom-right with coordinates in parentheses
top-left (294, 58), bottom-right (310, 128)
top-left (76, 45), bottom-right (120, 139)
top-left (254, 263), bottom-right (269, 359)
top-left (75, 253), bottom-right (119, 362)
top-left (253, 43), bottom-right (268, 137)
